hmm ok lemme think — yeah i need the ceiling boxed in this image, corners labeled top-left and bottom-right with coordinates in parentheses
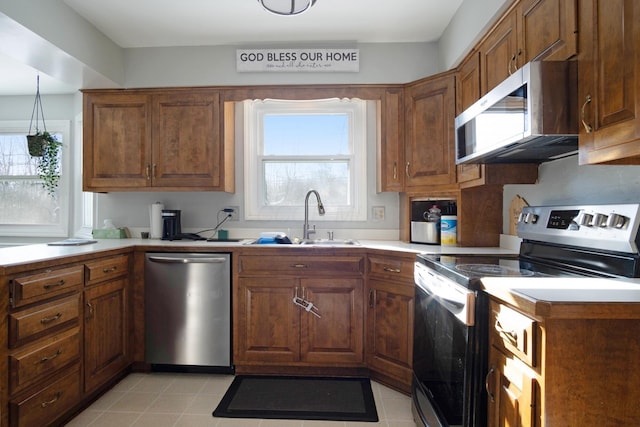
top-left (2, 0), bottom-right (464, 95)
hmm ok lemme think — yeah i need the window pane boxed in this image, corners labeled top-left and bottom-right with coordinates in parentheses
top-left (0, 180), bottom-right (60, 224)
top-left (264, 161), bottom-right (349, 206)
top-left (263, 114), bottom-right (349, 155)
top-left (0, 134), bottom-right (39, 176)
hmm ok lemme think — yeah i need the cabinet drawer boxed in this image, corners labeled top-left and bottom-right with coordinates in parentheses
top-left (9, 294), bottom-right (80, 348)
top-left (85, 254), bottom-right (129, 285)
top-left (239, 255), bottom-right (364, 275)
top-left (368, 255), bottom-right (414, 281)
top-left (11, 266), bottom-right (83, 308)
top-left (10, 364), bottom-right (81, 427)
top-left (9, 328), bottom-right (81, 394)
top-left (490, 301), bottom-right (537, 367)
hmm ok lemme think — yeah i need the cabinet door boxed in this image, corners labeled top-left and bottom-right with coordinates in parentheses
top-left (366, 279), bottom-right (414, 389)
top-left (377, 88), bottom-right (405, 192)
top-left (151, 91), bottom-right (222, 189)
top-left (480, 10), bottom-right (520, 95)
top-left (519, 0), bottom-right (577, 62)
top-left (83, 93), bottom-right (151, 190)
top-left (300, 278), bottom-right (363, 365)
top-left (487, 349), bottom-right (537, 427)
top-left (404, 73), bottom-right (456, 189)
top-left (578, 0), bottom-right (640, 164)
top-left (235, 278), bottom-right (300, 363)
top-left (456, 50), bottom-right (481, 115)
top-left (84, 278), bottom-right (128, 393)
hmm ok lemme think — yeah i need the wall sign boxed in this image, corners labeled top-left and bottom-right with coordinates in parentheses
top-left (236, 48), bottom-right (359, 73)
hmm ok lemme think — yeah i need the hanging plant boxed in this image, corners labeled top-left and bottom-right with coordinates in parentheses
top-left (26, 75), bottom-right (62, 197)
top-left (33, 131), bottom-right (62, 197)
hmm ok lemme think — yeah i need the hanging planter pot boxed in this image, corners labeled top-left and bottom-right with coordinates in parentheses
top-left (27, 133), bottom-right (46, 156)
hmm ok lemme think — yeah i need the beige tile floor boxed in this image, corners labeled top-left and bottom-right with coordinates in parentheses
top-left (64, 372), bottom-right (417, 427)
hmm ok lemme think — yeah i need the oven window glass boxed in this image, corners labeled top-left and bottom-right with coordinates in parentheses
top-left (413, 285), bottom-right (469, 425)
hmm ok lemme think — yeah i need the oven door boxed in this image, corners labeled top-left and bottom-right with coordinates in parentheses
top-left (412, 262), bottom-right (487, 427)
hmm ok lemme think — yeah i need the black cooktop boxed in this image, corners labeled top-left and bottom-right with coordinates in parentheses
top-left (415, 253), bottom-right (583, 289)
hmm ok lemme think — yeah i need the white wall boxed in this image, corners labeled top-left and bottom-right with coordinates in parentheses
top-left (124, 42), bottom-right (441, 87)
top-left (438, 0), bottom-right (511, 69)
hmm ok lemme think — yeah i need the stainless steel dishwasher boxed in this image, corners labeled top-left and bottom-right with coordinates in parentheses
top-left (145, 253), bottom-right (232, 371)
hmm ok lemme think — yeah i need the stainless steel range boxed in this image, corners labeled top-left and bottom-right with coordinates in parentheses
top-left (412, 203), bottom-right (640, 427)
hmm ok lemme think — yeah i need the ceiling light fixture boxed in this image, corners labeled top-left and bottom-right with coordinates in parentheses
top-left (258, 0), bottom-right (317, 16)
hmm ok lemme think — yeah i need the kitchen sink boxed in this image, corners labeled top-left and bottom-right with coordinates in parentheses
top-left (299, 239), bottom-right (360, 246)
top-left (243, 238), bottom-right (360, 246)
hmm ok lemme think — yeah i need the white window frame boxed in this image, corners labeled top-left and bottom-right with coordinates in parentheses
top-left (72, 112), bottom-right (95, 238)
top-left (243, 98), bottom-right (367, 221)
top-left (0, 120), bottom-right (71, 237)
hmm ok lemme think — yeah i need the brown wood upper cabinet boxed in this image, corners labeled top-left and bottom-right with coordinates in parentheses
top-left (83, 89), bottom-right (234, 192)
top-left (478, 0), bottom-right (577, 95)
top-left (377, 88), bottom-right (405, 192)
top-left (404, 71), bottom-right (457, 190)
top-left (578, 0), bottom-right (640, 164)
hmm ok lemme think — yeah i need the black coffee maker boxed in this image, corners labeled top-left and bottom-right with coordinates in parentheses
top-left (161, 210), bottom-right (182, 240)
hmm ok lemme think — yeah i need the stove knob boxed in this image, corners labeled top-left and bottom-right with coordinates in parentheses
top-left (594, 213), bottom-right (608, 227)
top-left (524, 212), bottom-right (538, 223)
top-left (578, 213), bottom-right (594, 226)
top-left (518, 212), bottom-right (526, 223)
top-left (607, 213), bottom-right (628, 229)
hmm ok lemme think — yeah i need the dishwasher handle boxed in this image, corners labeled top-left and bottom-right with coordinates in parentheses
top-left (147, 256), bottom-right (228, 264)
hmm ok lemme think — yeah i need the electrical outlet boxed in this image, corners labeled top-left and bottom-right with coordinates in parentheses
top-left (225, 206), bottom-right (240, 221)
top-left (372, 206), bottom-right (385, 221)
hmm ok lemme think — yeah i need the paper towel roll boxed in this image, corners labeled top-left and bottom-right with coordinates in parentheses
top-left (149, 202), bottom-right (164, 239)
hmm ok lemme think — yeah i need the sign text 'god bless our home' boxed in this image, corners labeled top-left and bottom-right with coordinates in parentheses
top-left (236, 49), bottom-right (359, 72)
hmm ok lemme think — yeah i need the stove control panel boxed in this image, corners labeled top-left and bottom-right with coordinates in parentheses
top-left (517, 204), bottom-right (640, 254)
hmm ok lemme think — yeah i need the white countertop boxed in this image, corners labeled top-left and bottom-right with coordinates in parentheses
top-left (482, 276), bottom-right (640, 303)
top-left (0, 238), bottom-right (519, 269)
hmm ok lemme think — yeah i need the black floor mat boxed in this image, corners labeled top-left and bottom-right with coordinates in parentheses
top-left (213, 375), bottom-right (378, 422)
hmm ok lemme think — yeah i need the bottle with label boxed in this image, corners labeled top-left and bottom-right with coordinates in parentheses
top-left (441, 215), bottom-right (457, 245)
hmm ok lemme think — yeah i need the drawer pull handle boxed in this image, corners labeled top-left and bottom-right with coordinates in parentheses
top-left (102, 266), bottom-right (118, 273)
top-left (383, 266), bottom-right (401, 273)
top-left (291, 264), bottom-right (308, 268)
top-left (485, 365), bottom-right (496, 403)
top-left (495, 319), bottom-right (518, 342)
top-left (40, 313), bottom-right (62, 324)
top-left (36, 349), bottom-right (62, 364)
top-left (41, 392), bottom-right (62, 408)
top-left (43, 280), bottom-right (65, 290)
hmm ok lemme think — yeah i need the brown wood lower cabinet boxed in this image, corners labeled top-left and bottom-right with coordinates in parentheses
top-left (10, 364), bottom-right (82, 427)
top-left (235, 276), bottom-right (364, 368)
top-left (234, 251), bottom-right (365, 372)
top-left (366, 254), bottom-right (415, 393)
top-left (487, 297), bottom-right (640, 426)
top-left (2, 251), bottom-right (133, 427)
top-left (84, 277), bottom-right (129, 393)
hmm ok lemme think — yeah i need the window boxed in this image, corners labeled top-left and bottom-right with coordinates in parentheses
top-left (0, 120), bottom-right (71, 237)
top-left (244, 98), bottom-right (367, 221)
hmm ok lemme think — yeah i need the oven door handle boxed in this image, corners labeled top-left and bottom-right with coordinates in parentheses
top-left (415, 264), bottom-right (476, 325)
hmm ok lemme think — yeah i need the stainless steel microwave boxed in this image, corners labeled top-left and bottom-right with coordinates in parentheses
top-left (455, 61), bottom-right (578, 164)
